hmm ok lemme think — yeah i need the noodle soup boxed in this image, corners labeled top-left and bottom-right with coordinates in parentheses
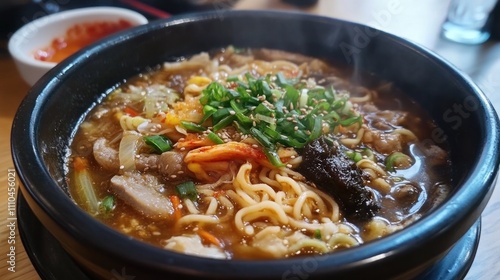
top-left (67, 47), bottom-right (451, 259)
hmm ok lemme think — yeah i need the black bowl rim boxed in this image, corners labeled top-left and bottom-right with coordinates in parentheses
top-left (11, 9), bottom-right (500, 278)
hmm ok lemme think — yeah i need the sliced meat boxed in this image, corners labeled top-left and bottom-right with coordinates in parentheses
top-left (363, 130), bottom-right (403, 154)
top-left (297, 136), bottom-right (380, 221)
top-left (93, 137), bottom-right (187, 178)
top-left (93, 138), bottom-right (120, 172)
top-left (135, 154), bottom-right (160, 171)
top-left (158, 151), bottom-right (187, 177)
top-left (110, 171), bottom-right (173, 220)
top-left (421, 143), bottom-right (449, 166)
top-left (364, 109), bottom-right (409, 129)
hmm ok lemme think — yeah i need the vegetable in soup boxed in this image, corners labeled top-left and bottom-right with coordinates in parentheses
top-left (67, 47), bottom-right (451, 259)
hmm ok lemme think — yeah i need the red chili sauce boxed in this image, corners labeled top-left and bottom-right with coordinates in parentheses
top-left (34, 19), bottom-right (133, 63)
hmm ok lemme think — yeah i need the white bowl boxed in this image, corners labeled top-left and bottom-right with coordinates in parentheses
top-left (8, 6), bottom-right (148, 86)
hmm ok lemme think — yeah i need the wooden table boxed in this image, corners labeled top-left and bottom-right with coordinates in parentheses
top-left (1, 0), bottom-right (499, 279)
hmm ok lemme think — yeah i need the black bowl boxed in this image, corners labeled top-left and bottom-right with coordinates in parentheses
top-left (11, 10), bottom-right (500, 280)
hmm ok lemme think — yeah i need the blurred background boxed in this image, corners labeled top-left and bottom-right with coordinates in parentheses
top-left (0, 0), bottom-right (315, 41)
top-left (1, 0), bottom-right (499, 50)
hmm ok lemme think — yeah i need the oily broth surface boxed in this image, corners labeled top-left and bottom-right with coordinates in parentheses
top-left (67, 47), bottom-right (451, 259)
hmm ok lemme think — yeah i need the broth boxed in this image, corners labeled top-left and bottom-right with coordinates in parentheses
top-left (67, 47), bottom-right (451, 259)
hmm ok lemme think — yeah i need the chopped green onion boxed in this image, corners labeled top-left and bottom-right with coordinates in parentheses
top-left (207, 131), bottom-right (224, 144)
top-left (181, 121), bottom-right (207, 132)
top-left (201, 82), bottom-right (227, 104)
top-left (314, 229), bottom-right (322, 240)
top-left (212, 107), bottom-right (232, 123)
top-left (144, 135), bottom-right (173, 154)
top-left (230, 100), bottom-right (253, 125)
top-left (385, 152), bottom-right (412, 172)
top-left (346, 151), bottom-right (363, 162)
top-left (338, 115), bottom-right (362, 127)
top-left (226, 75), bottom-right (240, 82)
top-left (263, 126), bottom-right (281, 140)
top-left (361, 148), bottom-right (374, 161)
top-left (185, 72), bottom-right (363, 165)
top-left (255, 103), bottom-right (273, 116)
top-left (99, 195), bottom-right (115, 214)
top-left (299, 89), bottom-right (309, 108)
top-left (260, 80), bottom-right (273, 97)
top-left (308, 117), bottom-right (322, 141)
top-left (276, 72), bottom-right (290, 86)
top-left (263, 148), bottom-right (285, 167)
top-left (255, 113), bottom-right (276, 126)
top-left (250, 127), bottom-right (273, 149)
top-left (200, 105), bottom-right (217, 124)
top-left (213, 115), bottom-right (236, 132)
top-left (175, 181), bottom-right (198, 201)
top-left (283, 84), bottom-right (299, 107)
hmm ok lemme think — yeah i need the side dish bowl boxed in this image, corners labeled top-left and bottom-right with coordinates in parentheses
top-left (7, 6), bottom-right (148, 86)
top-left (11, 10), bottom-right (500, 279)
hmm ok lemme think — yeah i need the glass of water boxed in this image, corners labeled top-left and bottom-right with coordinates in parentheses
top-left (442, 0), bottom-right (498, 44)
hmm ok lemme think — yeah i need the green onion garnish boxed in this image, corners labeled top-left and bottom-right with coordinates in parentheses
top-left (144, 135), bottom-right (173, 154)
top-left (207, 131), bottom-right (224, 144)
top-left (314, 229), bottom-right (322, 240)
top-left (99, 195), bottom-right (115, 214)
top-left (181, 121), bottom-right (207, 132)
top-left (385, 152), bottom-right (411, 172)
top-left (175, 181), bottom-right (198, 201)
top-left (346, 151), bottom-right (363, 162)
top-left (180, 72), bottom-right (361, 166)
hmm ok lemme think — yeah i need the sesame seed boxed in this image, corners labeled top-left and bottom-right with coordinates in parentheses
top-left (244, 225), bottom-right (255, 235)
top-left (294, 126), bottom-right (298, 131)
